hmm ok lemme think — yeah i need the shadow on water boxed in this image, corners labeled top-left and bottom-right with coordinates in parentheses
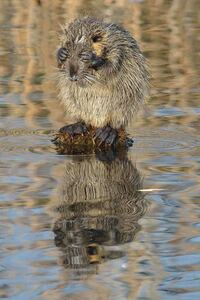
top-left (49, 152), bottom-right (147, 278)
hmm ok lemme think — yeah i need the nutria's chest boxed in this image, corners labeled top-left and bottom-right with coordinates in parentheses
top-left (67, 84), bottom-right (116, 127)
top-left (70, 84), bottom-right (113, 110)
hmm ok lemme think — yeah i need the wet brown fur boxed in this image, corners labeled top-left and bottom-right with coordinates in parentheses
top-left (57, 17), bottom-right (149, 129)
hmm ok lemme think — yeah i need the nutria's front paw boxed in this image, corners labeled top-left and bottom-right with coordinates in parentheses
top-left (59, 122), bottom-right (87, 136)
top-left (95, 126), bottom-right (118, 146)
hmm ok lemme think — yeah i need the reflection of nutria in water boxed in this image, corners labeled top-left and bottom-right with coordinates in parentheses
top-left (56, 17), bottom-right (149, 147)
top-left (49, 155), bottom-right (147, 276)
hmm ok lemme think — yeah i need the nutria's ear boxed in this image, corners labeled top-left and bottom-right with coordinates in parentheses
top-left (91, 54), bottom-right (106, 70)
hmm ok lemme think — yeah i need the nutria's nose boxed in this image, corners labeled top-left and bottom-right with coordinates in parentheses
top-left (69, 63), bottom-right (78, 81)
top-left (69, 75), bottom-right (78, 81)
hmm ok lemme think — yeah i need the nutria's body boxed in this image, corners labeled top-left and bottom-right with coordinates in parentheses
top-left (57, 17), bottom-right (149, 144)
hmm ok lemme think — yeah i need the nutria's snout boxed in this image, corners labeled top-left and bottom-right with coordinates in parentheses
top-left (57, 47), bottom-right (107, 85)
top-left (68, 63), bottom-right (79, 81)
top-left (57, 48), bottom-right (101, 85)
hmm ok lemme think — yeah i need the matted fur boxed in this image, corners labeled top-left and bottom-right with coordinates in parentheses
top-left (57, 17), bottom-right (149, 129)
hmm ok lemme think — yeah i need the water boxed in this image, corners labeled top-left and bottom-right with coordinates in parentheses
top-left (0, 0), bottom-right (200, 299)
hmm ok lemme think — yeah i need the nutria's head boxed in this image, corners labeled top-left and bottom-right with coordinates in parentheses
top-left (57, 17), bottom-right (140, 87)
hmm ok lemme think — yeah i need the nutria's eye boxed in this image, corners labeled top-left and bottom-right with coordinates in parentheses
top-left (92, 35), bottom-right (102, 43)
top-left (57, 47), bottom-right (69, 63)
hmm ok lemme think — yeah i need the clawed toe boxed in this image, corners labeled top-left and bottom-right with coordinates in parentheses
top-left (95, 126), bottom-right (118, 146)
top-left (51, 135), bottom-right (59, 143)
top-left (59, 122), bottom-right (87, 136)
top-left (125, 137), bottom-right (134, 147)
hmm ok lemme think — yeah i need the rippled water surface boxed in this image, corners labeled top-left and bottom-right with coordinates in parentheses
top-left (0, 1), bottom-right (200, 299)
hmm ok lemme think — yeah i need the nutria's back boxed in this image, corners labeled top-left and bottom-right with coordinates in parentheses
top-left (57, 17), bottom-right (149, 129)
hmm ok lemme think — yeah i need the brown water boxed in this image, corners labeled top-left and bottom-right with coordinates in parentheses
top-left (0, 0), bottom-right (200, 299)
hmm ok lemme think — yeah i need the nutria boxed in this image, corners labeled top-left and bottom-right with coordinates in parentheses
top-left (57, 17), bottom-right (149, 145)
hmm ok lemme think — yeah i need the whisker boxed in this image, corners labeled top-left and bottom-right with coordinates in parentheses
top-left (84, 73), bottom-right (96, 83)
